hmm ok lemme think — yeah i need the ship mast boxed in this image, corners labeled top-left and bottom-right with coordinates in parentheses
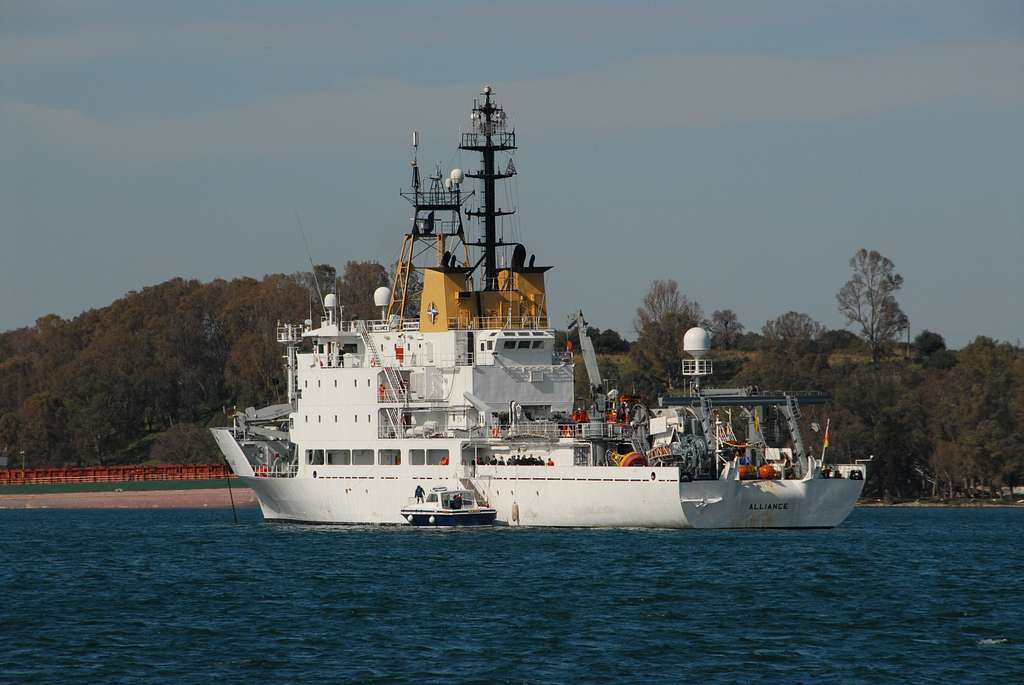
top-left (461, 84), bottom-right (517, 291)
top-left (389, 85), bottom-right (548, 332)
top-left (389, 131), bottom-right (473, 320)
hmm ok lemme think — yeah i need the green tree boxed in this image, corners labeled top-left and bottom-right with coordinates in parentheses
top-left (762, 311), bottom-right (823, 353)
top-left (710, 309), bottom-right (744, 350)
top-left (837, 249), bottom-right (907, 363)
top-left (631, 279), bottom-right (703, 391)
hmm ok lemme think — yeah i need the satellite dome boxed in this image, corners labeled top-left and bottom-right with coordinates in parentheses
top-left (450, 168), bottom-right (464, 185)
top-left (323, 293), bottom-right (337, 309)
top-left (683, 327), bottom-right (711, 359)
top-left (373, 286), bottom-right (392, 307)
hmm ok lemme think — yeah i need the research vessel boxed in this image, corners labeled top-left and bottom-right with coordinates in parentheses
top-left (212, 85), bottom-right (867, 528)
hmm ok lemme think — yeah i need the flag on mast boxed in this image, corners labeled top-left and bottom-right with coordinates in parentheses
top-left (822, 419), bottom-right (831, 450)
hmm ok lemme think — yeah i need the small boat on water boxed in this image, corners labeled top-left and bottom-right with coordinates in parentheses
top-left (401, 488), bottom-right (497, 526)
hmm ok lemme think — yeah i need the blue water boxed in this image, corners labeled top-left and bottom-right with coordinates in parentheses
top-left (1, 508), bottom-right (1021, 684)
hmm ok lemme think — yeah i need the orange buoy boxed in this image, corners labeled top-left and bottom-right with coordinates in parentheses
top-left (757, 464), bottom-right (779, 480)
top-left (439, 456), bottom-right (449, 466)
top-left (738, 464), bottom-right (756, 480)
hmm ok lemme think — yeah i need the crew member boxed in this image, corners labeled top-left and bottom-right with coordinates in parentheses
top-left (414, 485), bottom-right (425, 503)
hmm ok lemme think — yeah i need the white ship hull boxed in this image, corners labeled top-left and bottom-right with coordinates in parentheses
top-left (241, 470), bottom-right (862, 529)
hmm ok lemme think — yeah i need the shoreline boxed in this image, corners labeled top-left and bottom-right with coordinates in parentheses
top-left (857, 500), bottom-right (1024, 508)
top-left (0, 487), bottom-right (258, 510)
top-left (2, 488), bottom-right (1021, 511)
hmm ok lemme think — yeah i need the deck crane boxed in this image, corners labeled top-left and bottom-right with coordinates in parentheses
top-left (568, 310), bottom-right (607, 413)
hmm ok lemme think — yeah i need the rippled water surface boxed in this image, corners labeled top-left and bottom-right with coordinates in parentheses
top-left (1, 507), bottom-right (1022, 684)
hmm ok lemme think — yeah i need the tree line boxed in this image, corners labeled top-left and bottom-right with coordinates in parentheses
top-left (1, 250), bottom-right (1019, 500)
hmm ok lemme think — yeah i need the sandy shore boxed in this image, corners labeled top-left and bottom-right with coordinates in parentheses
top-left (0, 487), bottom-right (258, 510)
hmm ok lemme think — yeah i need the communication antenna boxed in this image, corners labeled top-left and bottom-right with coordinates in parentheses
top-left (293, 208), bottom-right (326, 317)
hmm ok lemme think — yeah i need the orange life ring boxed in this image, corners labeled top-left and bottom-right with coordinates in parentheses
top-left (439, 456), bottom-right (449, 466)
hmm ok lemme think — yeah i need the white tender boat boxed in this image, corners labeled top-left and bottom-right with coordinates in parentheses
top-left (400, 488), bottom-right (497, 526)
top-left (211, 85), bottom-right (867, 528)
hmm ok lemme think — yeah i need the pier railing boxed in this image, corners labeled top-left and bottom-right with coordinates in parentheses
top-left (0, 464), bottom-right (235, 486)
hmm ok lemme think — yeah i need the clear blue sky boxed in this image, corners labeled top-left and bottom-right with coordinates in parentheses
top-left (3, 1), bottom-right (1022, 347)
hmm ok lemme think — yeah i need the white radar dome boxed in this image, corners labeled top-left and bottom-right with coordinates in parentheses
top-left (450, 168), bottom-right (464, 185)
top-left (323, 293), bottom-right (337, 309)
top-left (683, 327), bottom-right (711, 358)
top-left (373, 286), bottom-right (392, 308)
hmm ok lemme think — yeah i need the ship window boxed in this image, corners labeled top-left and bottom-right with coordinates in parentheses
top-left (487, 341), bottom-right (494, 350)
top-left (289, 418), bottom-right (294, 429)
top-left (354, 415), bottom-right (358, 423)
top-left (480, 343), bottom-right (485, 352)
top-left (318, 415), bottom-right (321, 423)
top-left (503, 341), bottom-right (516, 349)
top-left (328, 449), bottom-right (350, 465)
top-left (517, 341), bottom-right (530, 349)
top-left (410, 449), bottom-right (425, 466)
top-left (379, 449), bottom-right (401, 466)
top-left (531, 341), bottom-right (542, 348)
top-left (367, 379), bottom-right (371, 387)
top-left (352, 449), bottom-right (374, 465)
top-left (426, 449), bottom-right (449, 466)
top-left (305, 415), bottom-right (308, 423)
top-left (334, 380), bottom-right (337, 388)
top-left (334, 415), bottom-right (338, 423)
top-left (354, 379), bottom-right (358, 387)
top-left (304, 380), bottom-right (308, 388)
top-left (368, 414), bottom-right (371, 423)
top-left (426, 493), bottom-right (438, 503)
top-left (307, 449), bottom-right (324, 465)
top-left (317, 380), bottom-right (321, 388)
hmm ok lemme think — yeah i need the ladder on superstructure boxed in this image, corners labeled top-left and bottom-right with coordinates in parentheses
top-left (356, 322), bottom-right (405, 439)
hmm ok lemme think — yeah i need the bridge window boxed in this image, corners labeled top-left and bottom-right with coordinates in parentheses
top-left (426, 449), bottom-right (449, 466)
top-left (306, 449), bottom-right (325, 465)
top-left (379, 449), bottom-right (401, 465)
top-left (531, 341), bottom-right (542, 348)
top-left (487, 341), bottom-right (494, 350)
top-left (410, 449), bottom-right (425, 466)
top-left (352, 449), bottom-right (374, 465)
top-left (503, 341), bottom-right (515, 349)
top-left (328, 449), bottom-right (350, 465)
top-left (517, 340), bottom-right (530, 349)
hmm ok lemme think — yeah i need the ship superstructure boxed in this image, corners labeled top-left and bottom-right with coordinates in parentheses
top-left (212, 86), bottom-right (867, 528)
